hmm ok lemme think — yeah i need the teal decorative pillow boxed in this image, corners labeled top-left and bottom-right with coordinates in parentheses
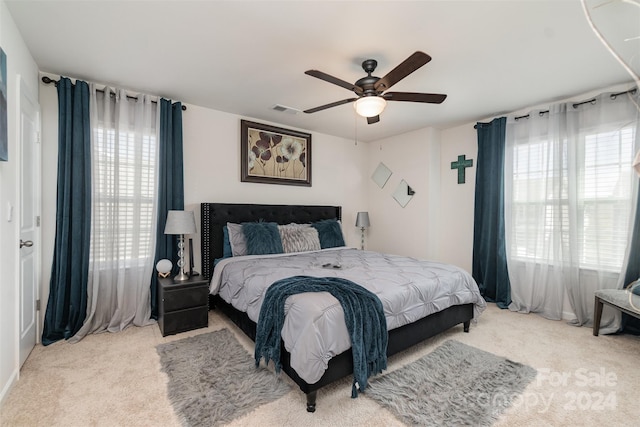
top-left (242, 222), bottom-right (284, 255)
top-left (222, 225), bottom-right (232, 258)
top-left (311, 219), bottom-right (345, 249)
top-left (214, 226), bottom-right (233, 267)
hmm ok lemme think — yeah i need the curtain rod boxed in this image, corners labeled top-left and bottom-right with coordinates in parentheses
top-left (513, 88), bottom-right (637, 121)
top-left (41, 76), bottom-right (187, 111)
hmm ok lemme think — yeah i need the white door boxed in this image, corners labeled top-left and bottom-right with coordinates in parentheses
top-left (18, 76), bottom-right (40, 367)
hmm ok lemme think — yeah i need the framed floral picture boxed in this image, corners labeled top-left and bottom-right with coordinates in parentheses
top-left (241, 120), bottom-right (311, 187)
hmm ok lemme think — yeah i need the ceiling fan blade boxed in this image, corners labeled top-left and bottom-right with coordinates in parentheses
top-left (304, 98), bottom-right (358, 114)
top-left (367, 115), bottom-right (380, 125)
top-left (305, 70), bottom-right (363, 94)
top-left (383, 92), bottom-right (447, 104)
top-left (374, 51), bottom-right (432, 92)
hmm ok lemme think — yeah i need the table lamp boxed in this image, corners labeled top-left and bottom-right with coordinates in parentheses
top-left (355, 211), bottom-right (370, 250)
top-left (164, 210), bottom-right (197, 281)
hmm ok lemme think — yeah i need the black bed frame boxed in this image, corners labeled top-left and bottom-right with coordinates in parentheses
top-left (201, 202), bottom-right (473, 412)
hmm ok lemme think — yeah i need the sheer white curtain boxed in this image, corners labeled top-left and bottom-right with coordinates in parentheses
top-left (504, 90), bottom-right (640, 332)
top-left (70, 85), bottom-right (159, 341)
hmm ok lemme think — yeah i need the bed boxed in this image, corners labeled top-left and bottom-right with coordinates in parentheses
top-left (201, 202), bottom-right (486, 412)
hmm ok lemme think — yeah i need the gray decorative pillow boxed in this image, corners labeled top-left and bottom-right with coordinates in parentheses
top-left (278, 223), bottom-right (321, 253)
top-left (226, 222), bottom-right (247, 256)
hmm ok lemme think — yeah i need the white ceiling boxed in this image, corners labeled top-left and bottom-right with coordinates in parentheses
top-left (5, 0), bottom-right (638, 142)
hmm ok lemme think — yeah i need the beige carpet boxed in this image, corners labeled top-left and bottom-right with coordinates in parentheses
top-left (1, 304), bottom-right (638, 426)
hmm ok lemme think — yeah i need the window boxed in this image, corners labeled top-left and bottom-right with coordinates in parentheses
top-left (582, 128), bottom-right (634, 269)
top-left (88, 89), bottom-right (159, 268)
top-left (510, 127), bottom-right (634, 271)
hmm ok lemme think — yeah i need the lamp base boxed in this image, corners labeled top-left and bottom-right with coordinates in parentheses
top-left (174, 234), bottom-right (189, 281)
top-left (174, 270), bottom-right (190, 281)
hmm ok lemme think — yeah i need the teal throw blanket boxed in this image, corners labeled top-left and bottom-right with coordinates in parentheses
top-left (255, 275), bottom-right (388, 397)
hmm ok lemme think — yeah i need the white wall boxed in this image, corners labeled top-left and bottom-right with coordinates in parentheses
top-left (365, 127), bottom-right (441, 260)
top-left (0, 0), bottom-right (39, 406)
top-left (438, 123), bottom-right (478, 272)
top-left (363, 122), bottom-right (477, 270)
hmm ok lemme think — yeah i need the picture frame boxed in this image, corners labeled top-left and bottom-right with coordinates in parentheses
top-left (241, 120), bottom-right (312, 187)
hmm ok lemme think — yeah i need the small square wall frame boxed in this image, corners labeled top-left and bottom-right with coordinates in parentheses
top-left (393, 179), bottom-right (415, 208)
top-left (372, 162), bottom-right (392, 188)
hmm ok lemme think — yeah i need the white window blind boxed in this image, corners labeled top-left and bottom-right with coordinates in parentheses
top-left (510, 126), bottom-right (634, 271)
top-left (582, 127), bottom-right (634, 269)
top-left (91, 127), bottom-right (157, 265)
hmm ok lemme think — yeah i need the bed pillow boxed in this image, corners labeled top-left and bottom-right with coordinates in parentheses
top-left (311, 219), bottom-right (345, 249)
top-left (213, 226), bottom-right (233, 266)
top-left (227, 222), bottom-right (248, 257)
top-left (222, 225), bottom-right (232, 258)
top-left (242, 222), bottom-right (284, 255)
top-left (278, 223), bottom-right (321, 253)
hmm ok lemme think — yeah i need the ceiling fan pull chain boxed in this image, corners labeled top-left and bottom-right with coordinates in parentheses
top-left (354, 112), bottom-right (358, 146)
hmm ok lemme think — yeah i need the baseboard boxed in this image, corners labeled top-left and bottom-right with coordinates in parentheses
top-left (0, 369), bottom-right (19, 408)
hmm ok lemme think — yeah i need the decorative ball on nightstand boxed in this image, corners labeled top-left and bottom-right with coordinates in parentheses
top-left (156, 259), bottom-right (172, 278)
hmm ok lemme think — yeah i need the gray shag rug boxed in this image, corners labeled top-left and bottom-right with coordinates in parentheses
top-left (156, 329), bottom-right (291, 426)
top-left (365, 340), bottom-right (537, 426)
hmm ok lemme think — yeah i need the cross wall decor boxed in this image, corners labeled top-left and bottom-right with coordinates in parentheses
top-left (451, 154), bottom-right (473, 184)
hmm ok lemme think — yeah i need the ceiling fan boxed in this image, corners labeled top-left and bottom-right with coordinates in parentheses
top-left (303, 51), bottom-right (447, 124)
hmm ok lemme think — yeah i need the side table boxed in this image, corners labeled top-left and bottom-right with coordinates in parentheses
top-left (158, 275), bottom-right (209, 336)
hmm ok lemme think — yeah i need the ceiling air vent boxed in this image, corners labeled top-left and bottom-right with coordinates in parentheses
top-left (271, 104), bottom-right (300, 114)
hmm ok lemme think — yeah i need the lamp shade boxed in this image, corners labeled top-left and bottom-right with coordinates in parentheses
top-left (164, 210), bottom-right (197, 235)
top-left (354, 97), bottom-right (387, 117)
top-left (355, 211), bottom-right (370, 228)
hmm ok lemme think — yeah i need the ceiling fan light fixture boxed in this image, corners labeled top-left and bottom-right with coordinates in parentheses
top-left (354, 96), bottom-right (387, 118)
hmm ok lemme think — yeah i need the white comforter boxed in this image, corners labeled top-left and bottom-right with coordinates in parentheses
top-left (210, 247), bottom-right (486, 384)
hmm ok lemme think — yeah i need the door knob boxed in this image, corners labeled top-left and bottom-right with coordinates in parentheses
top-left (20, 240), bottom-right (33, 248)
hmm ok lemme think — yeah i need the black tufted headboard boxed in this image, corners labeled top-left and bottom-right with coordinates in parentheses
top-left (200, 203), bottom-right (342, 280)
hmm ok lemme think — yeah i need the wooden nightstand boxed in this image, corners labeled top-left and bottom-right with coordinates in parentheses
top-left (158, 275), bottom-right (209, 336)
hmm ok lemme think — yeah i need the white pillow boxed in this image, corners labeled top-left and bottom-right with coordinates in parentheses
top-left (227, 222), bottom-right (247, 256)
top-left (278, 223), bottom-right (321, 253)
